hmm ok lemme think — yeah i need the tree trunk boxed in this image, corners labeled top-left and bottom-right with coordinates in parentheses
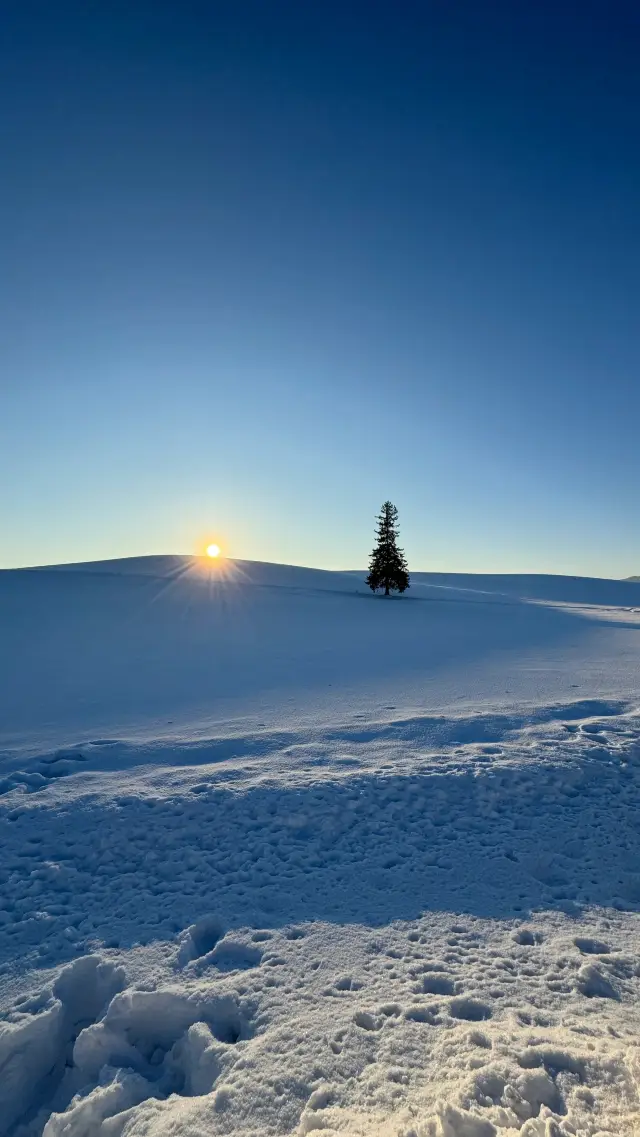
top-left (385, 585), bottom-right (390, 596)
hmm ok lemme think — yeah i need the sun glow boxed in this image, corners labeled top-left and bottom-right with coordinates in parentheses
top-left (191, 539), bottom-right (238, 580)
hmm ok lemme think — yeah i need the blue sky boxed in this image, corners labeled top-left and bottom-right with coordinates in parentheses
top-left (2, 1), bottom-right (639, 575)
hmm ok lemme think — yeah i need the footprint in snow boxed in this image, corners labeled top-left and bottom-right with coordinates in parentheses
top-left (449, 997), bottom-right (492, 1022)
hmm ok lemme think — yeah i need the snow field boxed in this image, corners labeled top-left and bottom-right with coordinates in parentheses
top-left (3, 558), bottom-right (640, 753)
top-left (2, 703), bottom-right (640, 1135)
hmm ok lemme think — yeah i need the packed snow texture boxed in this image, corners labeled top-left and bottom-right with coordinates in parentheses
top-left (1, 556), bottom-right (640, 1136)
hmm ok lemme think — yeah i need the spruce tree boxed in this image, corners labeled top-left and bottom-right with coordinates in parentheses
top-left (367, 501), bottom-right (410, 596)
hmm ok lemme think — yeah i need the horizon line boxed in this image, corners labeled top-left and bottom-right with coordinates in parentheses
top-left (1, 551), bottom-right (638, 584)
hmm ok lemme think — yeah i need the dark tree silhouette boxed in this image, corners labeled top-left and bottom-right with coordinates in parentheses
top-left (367, 501), bottom-right (410, 596)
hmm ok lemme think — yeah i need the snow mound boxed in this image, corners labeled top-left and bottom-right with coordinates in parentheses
top-left (0, 958), bottom-right (249, 1136)
top-left (0, 956), bottom-right (125, 1135)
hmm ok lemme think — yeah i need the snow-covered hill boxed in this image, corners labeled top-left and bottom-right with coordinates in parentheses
top-left (1, 558), bottom-right (640, 1136)
top-left (2, 556), bottom-right (640, 755)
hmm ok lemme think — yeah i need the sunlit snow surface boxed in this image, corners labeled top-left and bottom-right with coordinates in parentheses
top-left (1, 557), bottom-right (640, 1136)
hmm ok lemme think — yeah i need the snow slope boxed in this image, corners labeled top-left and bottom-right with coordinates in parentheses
top-left (2, 556), bottom-right (640, 754)
top-left (1, 557), bottom-right (640, 1136)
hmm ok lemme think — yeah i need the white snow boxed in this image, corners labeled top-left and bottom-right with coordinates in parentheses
top-left (1, 556), bottom-right (640, 1136)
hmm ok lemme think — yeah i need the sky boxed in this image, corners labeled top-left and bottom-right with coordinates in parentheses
top-left (2, 1), bottom-right (639, 576)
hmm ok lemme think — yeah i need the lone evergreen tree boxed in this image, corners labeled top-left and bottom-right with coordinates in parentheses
top-left (367, 501), bottom-right (410, 596)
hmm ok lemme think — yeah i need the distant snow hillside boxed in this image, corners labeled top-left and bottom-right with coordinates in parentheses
top-left (409, 569), bottom-right (640, 607)
top-left (43, 552), bottom-right (640, 605)
top-left (46, 555), bottom-right (365, 593)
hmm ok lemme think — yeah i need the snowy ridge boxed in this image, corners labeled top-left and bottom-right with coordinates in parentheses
top-left (1, 559), bottom-right (640, 1135)
top-left (16, 553), bottom-right (640, 606)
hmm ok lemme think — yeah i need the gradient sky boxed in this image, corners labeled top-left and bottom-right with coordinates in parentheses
top-left (2, 1), bottom-right (639, 576)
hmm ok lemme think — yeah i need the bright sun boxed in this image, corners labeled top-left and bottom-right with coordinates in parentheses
top-left (206, 544), bottom-right (221, 558)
